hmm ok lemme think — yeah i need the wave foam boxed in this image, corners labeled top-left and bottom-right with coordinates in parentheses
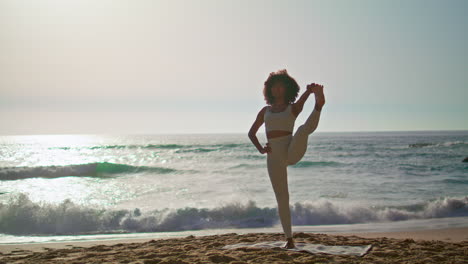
top-left (0, 194), bottom-right (467, 235)
top-left (409, 141), bottom-right (467, 148)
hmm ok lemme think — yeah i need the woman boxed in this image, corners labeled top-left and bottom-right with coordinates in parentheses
top-left (248, 69), bottom-right (325, 249)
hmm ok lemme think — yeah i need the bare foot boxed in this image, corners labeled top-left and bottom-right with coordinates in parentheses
top-left (313, 84), bottom-right (325, 108)
top-left (282, 237), bottom-right (295, 249)
top-left (312, 84), bottom-right (325, 111)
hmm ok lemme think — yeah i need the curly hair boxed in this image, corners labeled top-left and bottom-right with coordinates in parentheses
top-left (263, 69), bottom-right (300, 105)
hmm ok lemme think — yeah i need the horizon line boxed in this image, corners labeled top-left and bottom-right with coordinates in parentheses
top-left (1, 129), bottom-right (467, 137)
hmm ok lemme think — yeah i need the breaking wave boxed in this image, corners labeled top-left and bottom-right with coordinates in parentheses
top-left (408, 141), bottom-right (467, 148)
top-left (0, 162), bottom-right (182, 181)
top-left (0, 193), bottom-right (466, 235)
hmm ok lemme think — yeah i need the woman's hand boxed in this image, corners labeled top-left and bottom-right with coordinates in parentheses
top-left (259, 142), bottom-right (272, 154)
top-left (306, 83), bottom-right (323, 94)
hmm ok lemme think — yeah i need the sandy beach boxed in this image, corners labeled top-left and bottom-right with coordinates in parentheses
top-left (1, 227), bottom-right (467, 263)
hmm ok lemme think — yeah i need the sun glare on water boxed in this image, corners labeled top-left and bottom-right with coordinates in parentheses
top-left (5, 134), bottom-right (105, 167)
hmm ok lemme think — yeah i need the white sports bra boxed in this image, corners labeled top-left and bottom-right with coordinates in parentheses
top-left (264, 104), bottom-right (297, 133)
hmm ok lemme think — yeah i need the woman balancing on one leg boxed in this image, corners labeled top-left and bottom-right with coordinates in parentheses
top-left (248, 69), bottom-right (325, 249)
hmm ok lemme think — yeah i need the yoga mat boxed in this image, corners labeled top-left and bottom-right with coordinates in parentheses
top-left (222, 241), bottom-right (373, 256)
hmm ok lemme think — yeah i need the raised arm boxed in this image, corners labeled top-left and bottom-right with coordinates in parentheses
top-left (292, 83), bottom-right (325, 116)
top-left (248, 106), bottom-right (270, 154)
top-left (291, 88), bottom-right (312, 117)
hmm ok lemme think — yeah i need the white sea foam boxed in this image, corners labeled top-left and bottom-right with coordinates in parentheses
top-left (0, 193), bottom-right (466, 236)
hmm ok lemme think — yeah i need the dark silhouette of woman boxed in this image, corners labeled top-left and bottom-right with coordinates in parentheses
top-left (248, 69), bottom-right (325, 249)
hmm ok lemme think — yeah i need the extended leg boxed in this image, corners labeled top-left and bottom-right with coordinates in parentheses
top-left (286, 86), bottom-right (325, 165)
top-left (286, 108), bottom-right (321, 165)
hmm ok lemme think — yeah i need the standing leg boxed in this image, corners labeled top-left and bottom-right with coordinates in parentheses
top-left (286, 107), bottom-right (322, 165)
top-left (266, 139), bottom-right (293, 239)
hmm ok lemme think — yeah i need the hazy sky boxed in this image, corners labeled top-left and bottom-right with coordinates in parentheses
top-left (1, 0), bottom-right (467, 136)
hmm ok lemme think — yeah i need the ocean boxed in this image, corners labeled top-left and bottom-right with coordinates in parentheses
top-left (0, 130), bottom-right (467, 244)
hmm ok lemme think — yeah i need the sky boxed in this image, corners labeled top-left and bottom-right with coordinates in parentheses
top-left (1, 0), bottom-right (467, 136)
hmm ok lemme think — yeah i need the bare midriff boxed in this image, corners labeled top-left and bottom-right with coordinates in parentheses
top-left (267, 130), bottom-right (292, 140)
